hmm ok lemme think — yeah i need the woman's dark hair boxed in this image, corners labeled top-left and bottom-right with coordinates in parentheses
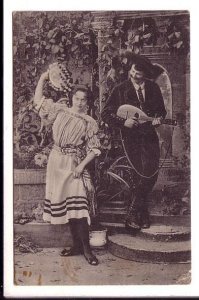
top-left (70, 85), bottom-right (94, 114)
top-left (72, 85), bottom-right (89, 98)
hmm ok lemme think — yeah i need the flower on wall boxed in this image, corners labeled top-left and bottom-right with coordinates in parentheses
top-left (13, 99), bottom-right (55, 169)
top-left (166, 20), bottom-right (189, 54)
top-left (34, 153), bottom-right (48, 168)
top-left (115, 17), bottom-right (159, 54)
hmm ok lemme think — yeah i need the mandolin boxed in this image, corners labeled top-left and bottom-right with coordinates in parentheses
top-left (117, 104), bottom-right (177, 126)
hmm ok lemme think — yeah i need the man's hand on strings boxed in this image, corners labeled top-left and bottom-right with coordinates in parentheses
top-left (152, 117), bottom-right (163, 127)
top-left (124, 118), bottom-right (139, 128)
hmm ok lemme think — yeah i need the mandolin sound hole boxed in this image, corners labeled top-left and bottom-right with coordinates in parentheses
top-left (134, 113), bottom-right (139, 118)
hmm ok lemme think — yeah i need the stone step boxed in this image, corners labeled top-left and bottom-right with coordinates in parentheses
top-left (108, 234), bottom-right (191, 263)
top-left (100, 222), bottom-right (191, 242)
top-left (14, 222), bottom-right (72, 248)
top-left (139, 225), bottom-right (190, 242)
top-left (100, 200), bottom-right (128, 209)
top-left (99, 209), bottom-right (191, 226)
top-left (14, 216), bottom-right (191, 251)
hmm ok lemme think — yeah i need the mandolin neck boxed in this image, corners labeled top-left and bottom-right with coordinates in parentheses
top-left (140, 116), bottom-right (177, 126)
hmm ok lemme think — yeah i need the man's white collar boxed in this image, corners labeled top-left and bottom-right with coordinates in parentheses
top-left (131, 80), bottom-right (145, 90)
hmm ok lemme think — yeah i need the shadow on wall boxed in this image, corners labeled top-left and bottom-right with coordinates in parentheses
top-left (155, 64), bottom-right (173, 159)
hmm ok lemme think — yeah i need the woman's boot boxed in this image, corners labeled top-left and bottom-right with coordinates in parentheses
top-left (76, 218), bottom-right (99, 266)
top-left (60, 219), bottom-right (83, 256)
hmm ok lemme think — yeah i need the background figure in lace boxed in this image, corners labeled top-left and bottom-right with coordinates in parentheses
top-left (101, 60), bottom-right (167, 231)
top-left (34, 66), bottom-right (101, 266)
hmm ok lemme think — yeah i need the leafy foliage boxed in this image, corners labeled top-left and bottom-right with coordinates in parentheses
top-left (13, 12), bottom-right (189, 169)
top-left (13, 12), bottom-right (98, 168)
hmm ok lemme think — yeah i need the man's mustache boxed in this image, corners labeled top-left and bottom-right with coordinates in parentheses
top-left (130, 74), bottom-right (144, 79)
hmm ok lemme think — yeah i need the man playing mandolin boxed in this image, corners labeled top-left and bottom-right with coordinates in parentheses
top-left (101, 57), bottom-right (167, 231)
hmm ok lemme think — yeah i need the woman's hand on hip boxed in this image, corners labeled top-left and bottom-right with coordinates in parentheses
top-left (73, 164), bottom-right (84, 179)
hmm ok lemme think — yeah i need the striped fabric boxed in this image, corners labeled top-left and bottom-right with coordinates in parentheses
top-left (43, 197), bottom-right (90, 224)
top-left (38, 99), bottom-right (101, 225)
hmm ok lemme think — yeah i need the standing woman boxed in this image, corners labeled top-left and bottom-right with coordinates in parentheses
top-left (34, 63), bottom-right (101, 265)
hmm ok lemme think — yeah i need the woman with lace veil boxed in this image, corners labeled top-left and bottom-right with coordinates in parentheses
top-left (34, 62), bottom-right (101, 266)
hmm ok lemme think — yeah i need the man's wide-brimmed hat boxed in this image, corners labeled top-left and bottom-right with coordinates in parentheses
top-left (120, 50), bottom-right (164, 80)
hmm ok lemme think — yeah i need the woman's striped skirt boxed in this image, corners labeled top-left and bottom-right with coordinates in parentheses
top-left (43, 148), bottom-right (95, 225)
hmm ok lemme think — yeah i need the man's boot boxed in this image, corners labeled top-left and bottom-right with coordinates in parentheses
top-left (125, 196), bottom-right (141, 231)
top-left (139, 207), bottom-right (151, 229)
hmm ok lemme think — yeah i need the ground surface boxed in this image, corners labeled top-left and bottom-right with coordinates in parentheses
top-left (14, 247), bottom-right (191, 286)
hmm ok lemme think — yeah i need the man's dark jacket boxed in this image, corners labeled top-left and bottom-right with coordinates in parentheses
top-left (101, 78), bottom-right (167, 181)
top-left (101, 78), bottom-right (167, 129)
top-left (101, 78), bottom-right (167, 210)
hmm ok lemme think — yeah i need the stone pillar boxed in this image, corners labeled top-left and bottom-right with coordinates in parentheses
top-left (171, 57), bottom-right (188, 169)
top-left (92, 12), bottom-right (120, 117)
top-left (182, 53), bottom-right (190, 170)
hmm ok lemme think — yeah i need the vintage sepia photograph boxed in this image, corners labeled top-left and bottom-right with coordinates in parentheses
top-left (8, 7), bottom-right (194, 294)
top-left (12, 10), bottom-right (191, 287)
